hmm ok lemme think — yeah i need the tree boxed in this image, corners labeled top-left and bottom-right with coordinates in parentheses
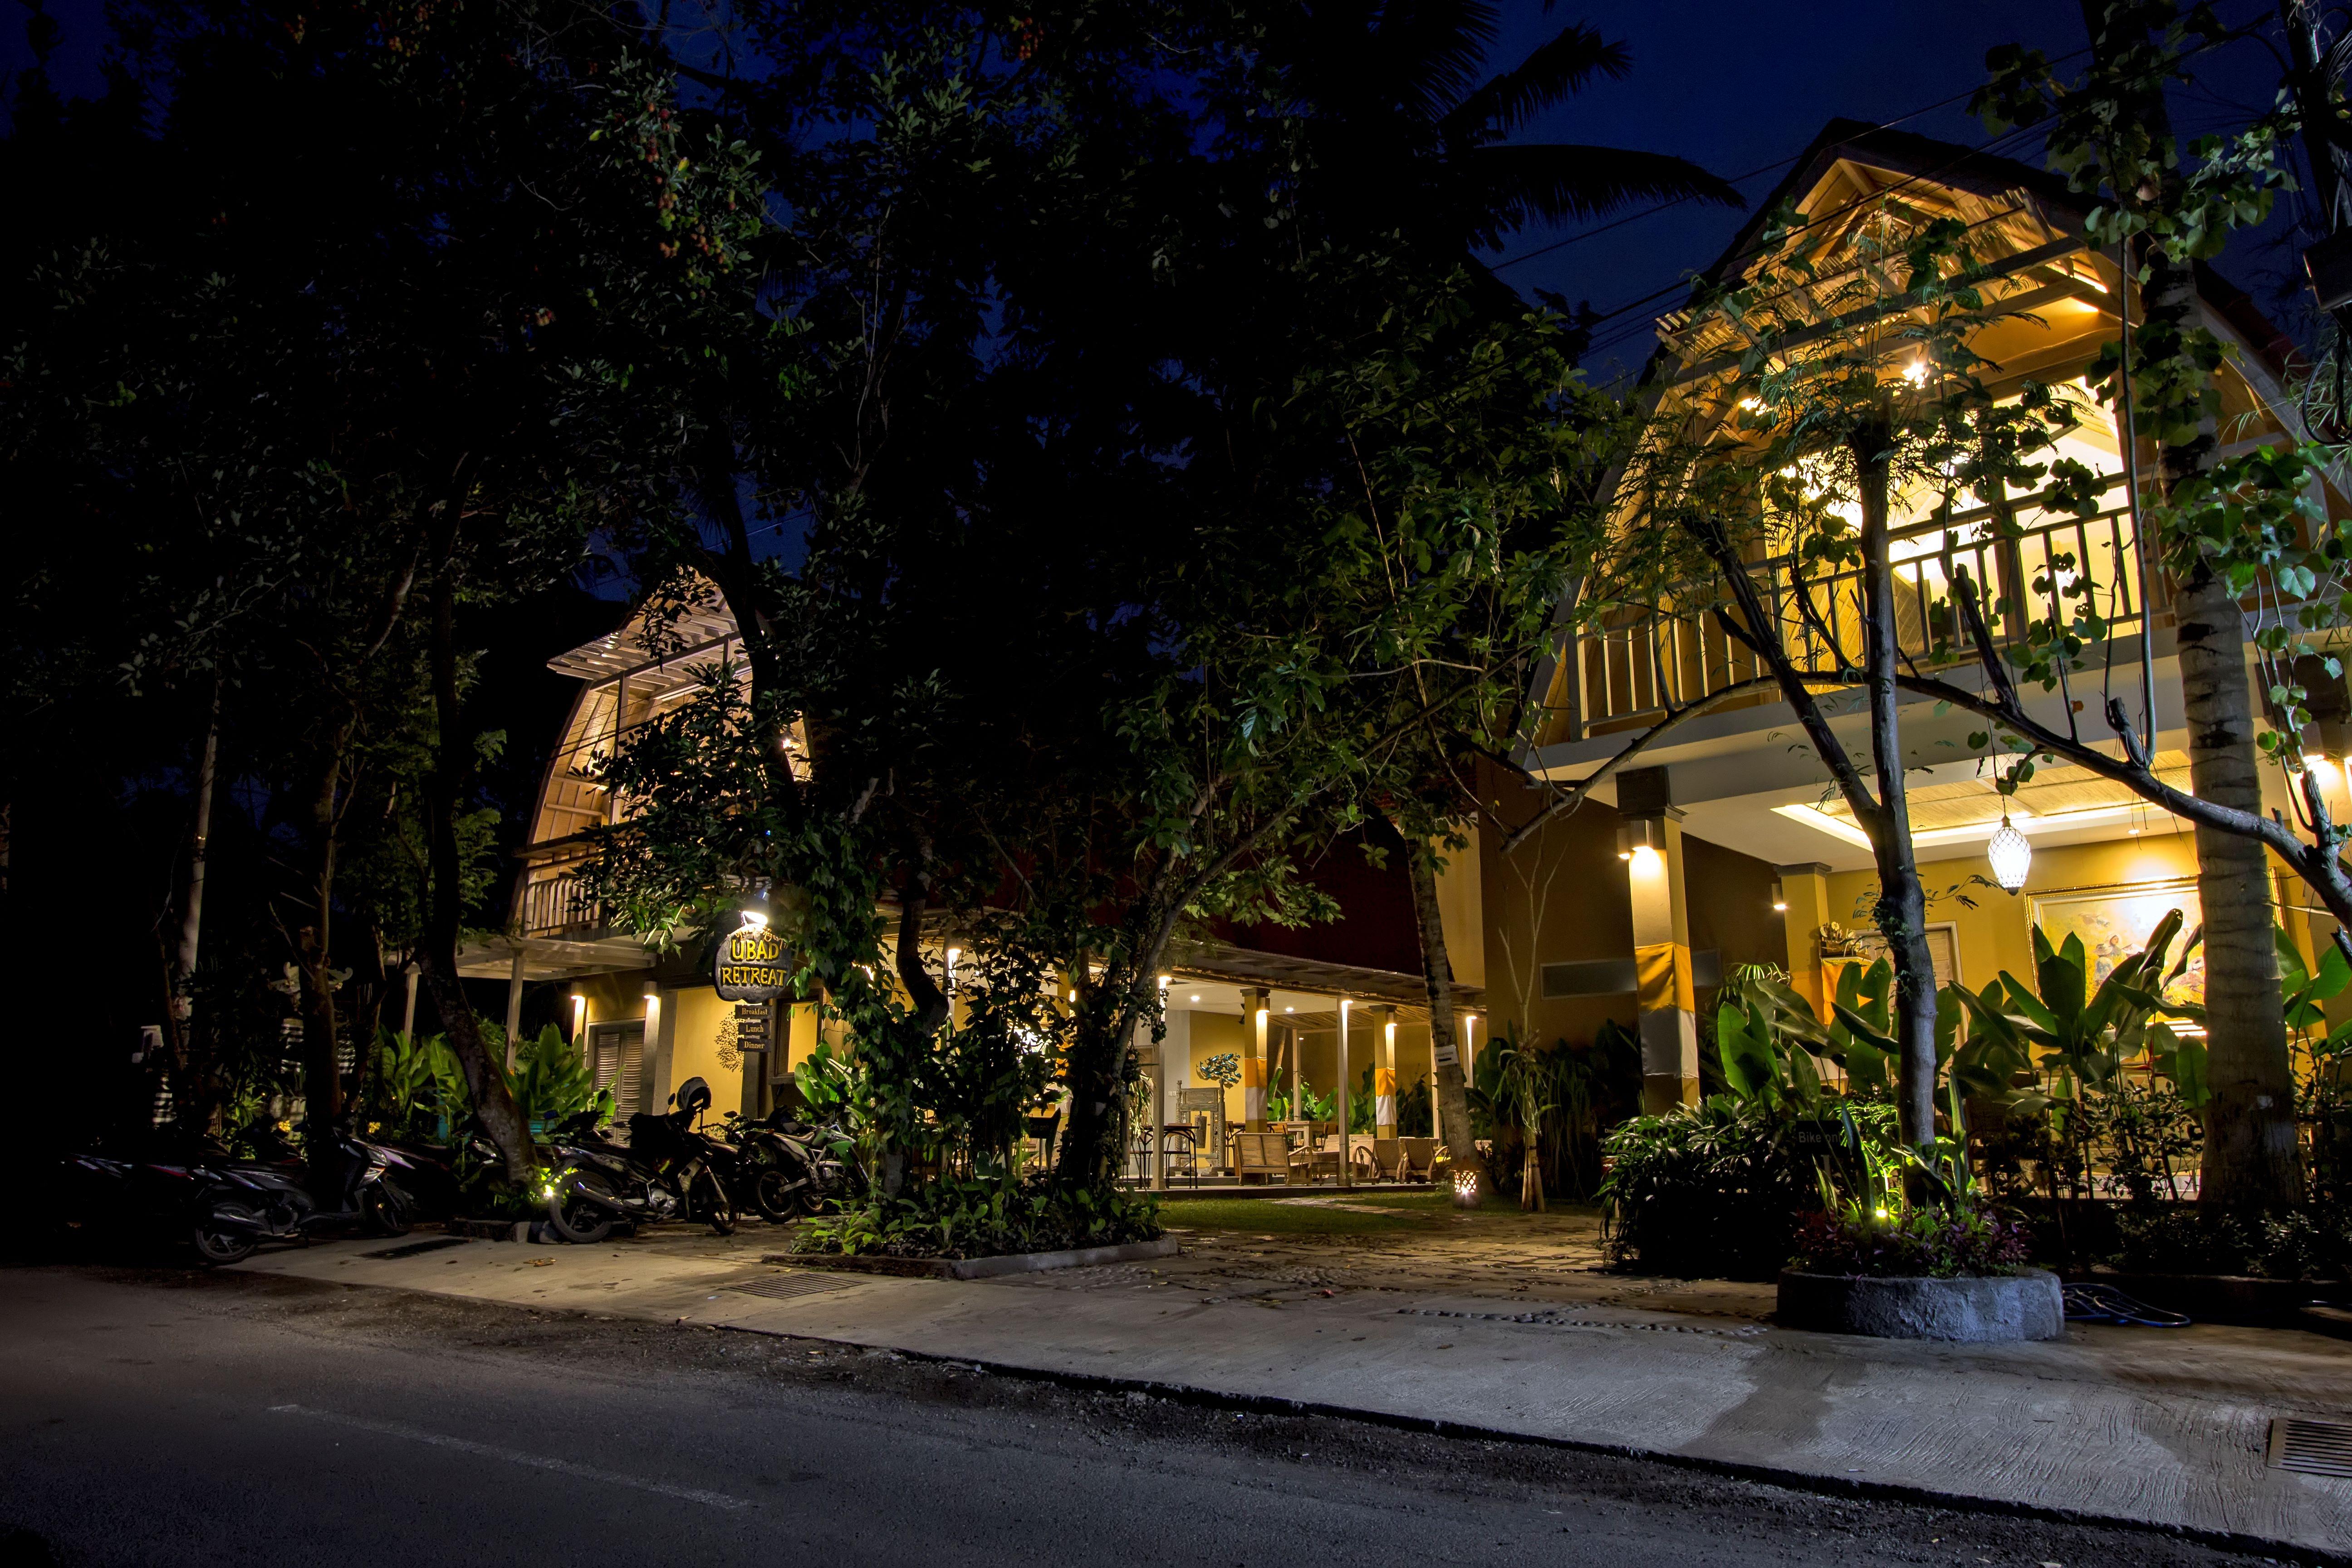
top-left (3, 0), bottom-right (756, 1180)
top-left (1976, 0), bottom-right (2337, 1207)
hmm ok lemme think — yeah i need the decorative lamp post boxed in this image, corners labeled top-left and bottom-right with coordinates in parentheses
top-left (1987, 814), bottom-right (2032, 892)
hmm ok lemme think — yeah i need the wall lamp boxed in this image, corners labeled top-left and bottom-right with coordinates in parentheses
top-left (1616, 818), bottom-right (1664, 861)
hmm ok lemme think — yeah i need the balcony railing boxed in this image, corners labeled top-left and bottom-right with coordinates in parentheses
top-left (1553, 489), bottom-right (2151, 744)
top-left (518, 871), bottom-right (602, 938)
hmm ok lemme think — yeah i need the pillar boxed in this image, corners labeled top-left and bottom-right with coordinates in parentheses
top-left (1285, 1017), bottom-right (1300, 1119)
top-left (1776, 861), bottom-right (1833, 1020)
top-left (401, 965), bottom-right (420, 1038)
top-left (1629, 811), bottom-right (1699, 1113)
top-left (1335, 997), bottom-right (1352, 1188)
top-left (1243, 986), bottom-right (1270, 1129)
top-left (1376, 1004), bottom-right (1398, 1137)
top-left (503, 948), bottom-right (527, 1070)
top-left (1153, 980), bottom-right (1182, 1191)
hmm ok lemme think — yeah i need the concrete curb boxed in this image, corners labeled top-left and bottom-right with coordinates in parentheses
top-left (768, 1237), bottom-right (1180, 1280)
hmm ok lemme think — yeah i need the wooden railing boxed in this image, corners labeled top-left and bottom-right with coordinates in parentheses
top-left (518, 871), bottom-right (601, 937)
top-left (1553, 487), bottom-right (2151, 743)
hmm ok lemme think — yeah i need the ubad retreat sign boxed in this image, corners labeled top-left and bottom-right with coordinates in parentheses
top-left (712, 923), bottom-right (793, 1003)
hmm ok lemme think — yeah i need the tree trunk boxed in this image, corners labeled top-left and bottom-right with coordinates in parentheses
top-left (1853, 427), bottom-right (1940, 1152)
top-left (295, 726), bottom-right (349, 1196)
top-left (2143, 211), bottom-right (2296, 1210)
top-left (1378, 811), bottom-right (1489, 1204)
top-left (420, 538), bottom-right (537, 1184)
top-left (2177, 565), bottom-right (2301, 1206)
top-left (2080, 0), bottom-right (2300, 1215)
top-left (168, 681), bottom-right (221, 1127)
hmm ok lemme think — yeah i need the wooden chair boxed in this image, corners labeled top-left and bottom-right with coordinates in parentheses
top-left (1288, 1127), bottom-right (1342, 1185)
top-left (1349, 1136), bottom-right (1402, 1183)
top-left (1231, 1130), bottom-right (1291, 1185)
top-left (1397, 1137), bottom-right (1440, 1183)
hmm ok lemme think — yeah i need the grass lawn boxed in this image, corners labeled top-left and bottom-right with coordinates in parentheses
top-left (1156, 1196), bottom-right (1446, 1235)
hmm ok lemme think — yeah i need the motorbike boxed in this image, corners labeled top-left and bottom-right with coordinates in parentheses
top-left (720, 1107), bottom-right (856, 1221)
top-left (542, 1077), bottom-right (736, 1243)
top-left (176, 1118), bottom-right (417, 1263)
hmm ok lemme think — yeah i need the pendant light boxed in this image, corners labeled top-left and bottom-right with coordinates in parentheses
top-left (1987, 813), bottom-right (2032, 892)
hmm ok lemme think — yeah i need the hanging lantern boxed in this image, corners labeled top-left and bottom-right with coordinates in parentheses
top-left (1987, 813), bottom-right (2032, 892)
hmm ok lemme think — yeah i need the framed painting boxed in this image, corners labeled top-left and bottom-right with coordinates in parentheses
top-left (2027, 879), bottom-right (2205, 1010)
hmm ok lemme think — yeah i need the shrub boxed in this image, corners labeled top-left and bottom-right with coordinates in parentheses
top-left (1600, 1096), bottom-right (1897, 1279)
top-left (2113, 1205), bottom-right (2352, 1282)
top-left (1790, 1206), bottom-right (2031, 1278)
top-left (798, 1174), bottom-right (1162, 1261)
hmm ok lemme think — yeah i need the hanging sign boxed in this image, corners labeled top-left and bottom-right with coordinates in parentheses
top-left (713, 923), bottom-right (793, 1002)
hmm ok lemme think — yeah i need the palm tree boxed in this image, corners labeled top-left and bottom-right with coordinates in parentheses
top-left (1259, 2), bottom-right (1743, 255)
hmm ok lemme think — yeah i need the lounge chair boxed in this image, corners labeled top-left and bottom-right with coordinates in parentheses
top-left (1397, 1137), bottom-right (1440, 1183)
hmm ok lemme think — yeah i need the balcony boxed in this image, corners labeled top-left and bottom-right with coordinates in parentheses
top-left (1549, 480), bottom-right (2150, 746)
top-left (517, 869), bottom-right (603, 939)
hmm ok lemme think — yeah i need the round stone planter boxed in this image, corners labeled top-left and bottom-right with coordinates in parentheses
top-left (1777, 1268), bottom-right (2064, 1343)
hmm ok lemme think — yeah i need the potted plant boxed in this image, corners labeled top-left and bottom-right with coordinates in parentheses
top-left (1776, 1109), bottom-right (2061, 1343)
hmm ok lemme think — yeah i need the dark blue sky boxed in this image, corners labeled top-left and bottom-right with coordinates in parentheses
top-left (1474, 0), bottom-right (2309, 383)
top-left (5, 0), bottom-right (2312, 386)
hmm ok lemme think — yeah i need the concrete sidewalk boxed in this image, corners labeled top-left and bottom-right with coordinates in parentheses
top-left (230, 1226), bottom-right (2352, 1557)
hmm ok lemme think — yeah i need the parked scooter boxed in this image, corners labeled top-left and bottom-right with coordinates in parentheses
top-left (173, 1117), bottom-right (416, 1262)
top-left (721, 1108), bottom-right (856, 1221)
top-left (541, 1078), bottom-right (735, 1242)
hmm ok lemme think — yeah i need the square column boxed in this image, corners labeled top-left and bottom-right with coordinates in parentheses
top-left (1626, 810), bottom-right (1698, 1113)
top-left (1335, 997), bottom-right (1352, 1188)
top-left (1376, 1004), bottom-right (1398, 1137)
top-left (1776, 862), bottom-right (1833, 1020)
top-left (1243, 987), bottom-right (1270, 1129)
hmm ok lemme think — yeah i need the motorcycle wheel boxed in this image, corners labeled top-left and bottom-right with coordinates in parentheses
top-left (752, 1165), bottom-right (812, 1222)
top-left (546, 1176), bottom-right (617, 1245)
top-left (690, 1169), bottom-right (736, 1235)
top-left (364, 1180), bottom-right (413, 1238)
top-left (191, 1202), bottom-right (260, 1265)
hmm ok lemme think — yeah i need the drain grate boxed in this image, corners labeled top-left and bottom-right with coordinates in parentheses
top-left (722, 1270), bottom-right (864, 1303)
top-left (2268, 1418), bottom-right (2352, 1478)
top-left (360, 1236), bottom-right (477, 1261)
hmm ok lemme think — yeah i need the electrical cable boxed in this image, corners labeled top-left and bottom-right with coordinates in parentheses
top-left (1544, 5), bottom-right (2277, 363)
top-left (1490, 48), bottom-right (2098, 275)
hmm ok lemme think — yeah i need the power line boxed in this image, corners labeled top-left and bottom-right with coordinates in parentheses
top-left (1533, 5), bottom-right (2276, 363)
top-left (1491, 57), bottom-right (2091, 275)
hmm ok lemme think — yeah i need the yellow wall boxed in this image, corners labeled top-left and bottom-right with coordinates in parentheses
top-left (1824, 828), bottom-right (2204, 994)
top-left (664, 985), bottom-right (735, 1114)
top-left (1434, 825), bottom-right (1486, 987)
top-left (1178, 1011), bottom-right (1249, 1127)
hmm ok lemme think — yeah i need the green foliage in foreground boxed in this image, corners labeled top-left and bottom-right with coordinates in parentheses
top-left (1600, 1096), bottom-right (1901, 1280)
top-left (798, 1177), bottom-right (1161, 1262)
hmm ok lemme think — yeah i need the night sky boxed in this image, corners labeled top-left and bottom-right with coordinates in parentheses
top-left (3, 0), bottom-right (2317, 384)
top-left (1474, 0), bottom-right (2309, 383)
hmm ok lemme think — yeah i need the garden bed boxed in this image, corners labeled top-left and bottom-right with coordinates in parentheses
top-left (1777, 1268), bottom-right (2063, 1342)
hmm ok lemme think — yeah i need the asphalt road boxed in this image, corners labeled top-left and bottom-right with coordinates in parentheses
top-left (0, 1265), bottom-right (2308, 1568)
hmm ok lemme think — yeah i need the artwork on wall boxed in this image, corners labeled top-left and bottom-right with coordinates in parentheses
top-left (2028, 878), bottom-right (2205, 1010)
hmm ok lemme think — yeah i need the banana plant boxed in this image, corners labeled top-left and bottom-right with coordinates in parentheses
top-left (1950, 907), bottom-right (2207, 1112)
top-left (1711, 963), bottom-right (1829, 1107)
top-left (2278, 924), bottom-right (2352, 1060)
